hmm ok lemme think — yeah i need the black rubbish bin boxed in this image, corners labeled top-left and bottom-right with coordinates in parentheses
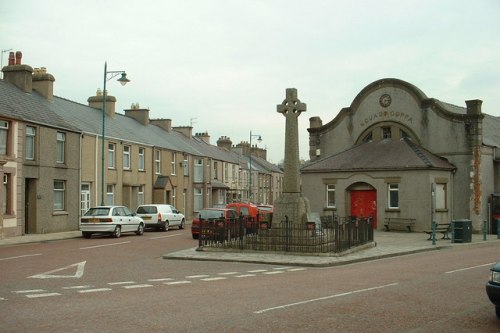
top-left (452, 219), bottom-right (472, 243)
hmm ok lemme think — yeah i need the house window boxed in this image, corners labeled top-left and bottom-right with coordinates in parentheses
top-left (106, 184), bottom-right (115, 205)
top-left (171, 152), bottom-right (176, 175)
top-left (194, 187), bottom-right (203, 211)
top-left (3, 174), bottom-right (11, 214)
top-left (194, 159), bottom-right (203, 183)
top-left (155, 149), bottom-right (161, 174)
top-left (138, 185), bottom-right (144, 206)
top-left (382, 127), bottom-right (392, 139)
top-left (0, 120), bottom-right (9, 155)
top-left (224, 163), bottom-right (228, 180)
top-left (362, 132), bottom-right (373, 143)
top-left (25, 126), bottom-right (36, 160)
top-left (388, 184), bottom-right (399, 209)
top-left (56, 132), bottom-right (65, 163)
top-left (138, 147), bottom-right (145, 171)
top-left (213, 161), bottom-right (218, 180)
top-left (108, 143), bottom-right (116, 168)
top-left (54, 180), bottom-right (65, 210)
top-left (435, 183), bottom-right (447, 210)
top-left (123, 145), bottom-right (131, 170)
top-left (326, 184), bottom-right (335, 208)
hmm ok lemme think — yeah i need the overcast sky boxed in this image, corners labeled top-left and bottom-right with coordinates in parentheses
top-left (1, 0), bottom-right (499, 163)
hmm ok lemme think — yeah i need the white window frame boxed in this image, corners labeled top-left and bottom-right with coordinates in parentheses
top-left (25, 126), bottom-right (36, 160)
top-left (155, 149), bottom-right (161, 174)
top-left (194, 187), bottom-right (203, 212)
top-left (171, 152), bottom-right (176, 175)
top-left (194, 158), bottom-right (204, 183)
top-left (108, 143), bottom-right (116, 169)
top-left (54, 180), bottom-right (65, 210)
top-left (106, 184), bottom-right (115, 205)
top-left (123, 145), bottom-right (131, 170)
top-left (435, 183), bottom-right (447, 210)
top-left (388, 183), bottom-right (399, 209)
top-left (0, 120), bottom-right (9, 155)
top-left (138, 185), bottom-right (144, 206)
top-left (3, 174), bottom-right (10, 214)
top-left (326, 184), bottom-right (335, 208)
top-left (138, 147), bottom-right (145, 171)
top-left (56, 132), bottom-right (65, 163)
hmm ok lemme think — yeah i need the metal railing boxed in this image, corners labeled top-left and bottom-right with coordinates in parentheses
top-left (197, 214), bottom-right (373, 254)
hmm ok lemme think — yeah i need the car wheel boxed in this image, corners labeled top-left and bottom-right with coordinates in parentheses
top-left (496, 306), bottom-right (500, 318)
top-left (113, 226), bottom-right (121, 238)
top-left (179, 219), bottom-right (185, 230)
top-left (82, 232), bottom-right (92, 239)
top-left (136, 223), bottom-right (144, 236)
top-left (163, 221), bottom-right (169, 232)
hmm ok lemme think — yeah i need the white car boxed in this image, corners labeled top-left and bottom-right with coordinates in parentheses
top-left (80, 206), bottom-right (145, 239)
top-left (136, 204), bottom-right (185, 231)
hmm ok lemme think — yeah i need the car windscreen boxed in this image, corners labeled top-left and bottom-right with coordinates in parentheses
top-left (199, 210), bottom-right (225, 220)
top-left (85, 208), bottom-right (110, 216)
top-left (137, 206), bottom-right (158, 214)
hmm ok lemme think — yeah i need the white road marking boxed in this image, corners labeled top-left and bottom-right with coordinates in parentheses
top-left (186, 274), bottom-right (210, 279)
top-left (13, 289), bottom-right (47, 294)
top-left (263, 271), bottom-right (284, 275)
top-left (445, 262), bottom-right (495, 274)
top-left (78, 288), bottom-right (112, 293)
top-left (148, 278), bottom-right (174, 282)
top-left (149, 234), bottom-right (182, 240)
top-left (248, 269), bottom-right (267, 273)
top-left (236, 274), bottom-right (257, 278)
top-left (80, 241), bottom-right (130, 250)
top-left (63, 285), bottom-right (94, 290)
top-left (254, 283), bottom-right (399, 314)
top-left (29, 261), bottom-right (86, 279)
top-left (218, 272), bottom-right (239, 275)
top-left (123, 284), bottom-right (153, 289)
top-left (0, 253), bottom-right (42, 261)
top-left (287, 268), bottom-right (306, 272)
top-left (272, 267), bottom-right (292, 270)
top-left (0, 297), bottom-right (6, 301)
top-left (164, 281), bottom-right (192, 285)
top-left (26, 293), bottom-right (61, 298)
top-left (201, 277), bottom-right (227, 281)
top-left (108, 281), bottom-right (135, 285)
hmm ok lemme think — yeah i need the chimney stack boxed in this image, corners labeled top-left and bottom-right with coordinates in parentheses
top-left (125, 103), bottom-right (150, 126)
top-left (2, 50), bottom-right (33, 93)
top-left (217, 136), bottom-right (233, 151)
top-left (87, 89), bottom-right (117, 118)
top-left (151, 118), bottom-right (172, 132)
top-left (32, 67), bottom-right (55, 100)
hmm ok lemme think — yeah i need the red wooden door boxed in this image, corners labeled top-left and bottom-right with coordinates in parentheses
top-left (350, 190), bottom-right (377, 228)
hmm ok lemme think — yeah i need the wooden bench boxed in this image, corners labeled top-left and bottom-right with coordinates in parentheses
top-left (384, 218), bottom-right (416, 232)
top-left (423, 223), bottom-right (451, 240)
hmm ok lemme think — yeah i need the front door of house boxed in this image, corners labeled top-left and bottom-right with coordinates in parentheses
top-left (350, 190), bottom-right (377, 228)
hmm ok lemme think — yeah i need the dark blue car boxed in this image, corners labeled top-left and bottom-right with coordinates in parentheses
top-left (486, 261), bottom-right (500, 318)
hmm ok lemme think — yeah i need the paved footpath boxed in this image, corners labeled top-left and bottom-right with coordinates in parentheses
top-left (1, 230), bottom-right (499, 267)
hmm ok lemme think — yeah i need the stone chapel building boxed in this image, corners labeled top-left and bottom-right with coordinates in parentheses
top-left (302, 78), bottom-right (500, 233)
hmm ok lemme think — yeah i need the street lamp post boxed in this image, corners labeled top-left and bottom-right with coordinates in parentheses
top-left (248, 130), bottom-right (262, 203)
top-left (100, 61), bottom-right (130, 205)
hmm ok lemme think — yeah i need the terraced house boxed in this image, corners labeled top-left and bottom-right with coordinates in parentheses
top-left (0, 52), bottom-right (282, 239)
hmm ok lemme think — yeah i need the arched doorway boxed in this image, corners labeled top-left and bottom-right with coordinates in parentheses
top-left (348, 182), bottom-right (377, 228)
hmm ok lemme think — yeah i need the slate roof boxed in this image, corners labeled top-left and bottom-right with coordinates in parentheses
top-left (0, 81), bottom-right (79, 132)
top-left (301, 138), bottom-right (456, 173)
top-left (482, 114), bottom-right (500, 148)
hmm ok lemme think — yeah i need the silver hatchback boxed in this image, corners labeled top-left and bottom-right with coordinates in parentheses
top-left (80, 206), bottom-right (145, 238)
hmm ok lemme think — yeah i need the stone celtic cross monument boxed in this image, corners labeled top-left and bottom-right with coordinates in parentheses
top-left (273, 88), bottom-right (310, 225)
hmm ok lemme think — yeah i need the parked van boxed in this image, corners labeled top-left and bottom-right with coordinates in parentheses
top-left (136, 204), bottom-right (185, 231)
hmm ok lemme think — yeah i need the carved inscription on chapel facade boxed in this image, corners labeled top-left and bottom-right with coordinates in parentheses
top-left (360, 110), bottom-right (413, 128)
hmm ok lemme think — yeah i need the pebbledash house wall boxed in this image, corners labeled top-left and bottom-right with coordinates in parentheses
top-left (304, 78), bottom-right (497, 232)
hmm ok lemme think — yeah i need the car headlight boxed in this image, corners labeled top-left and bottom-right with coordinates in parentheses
top-left (490, 270), bottom-right (500, 284)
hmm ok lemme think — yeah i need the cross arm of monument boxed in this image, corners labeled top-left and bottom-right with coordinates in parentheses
top-left (277, 88), bottom-right (307, 115)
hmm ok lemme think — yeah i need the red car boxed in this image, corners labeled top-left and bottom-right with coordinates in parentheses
top-left (191, 208), bottom-right (238, 239)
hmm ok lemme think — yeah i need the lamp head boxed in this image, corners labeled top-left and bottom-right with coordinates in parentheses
top-left (117, 72), bottom-right (130, 86)
top-left (257, 135), bottom-right (262, 143)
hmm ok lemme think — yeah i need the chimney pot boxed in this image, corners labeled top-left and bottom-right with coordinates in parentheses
top-left (8, 52), bottom-right (15, 65)
top-left (15, 51), bottom-right (22, 65)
